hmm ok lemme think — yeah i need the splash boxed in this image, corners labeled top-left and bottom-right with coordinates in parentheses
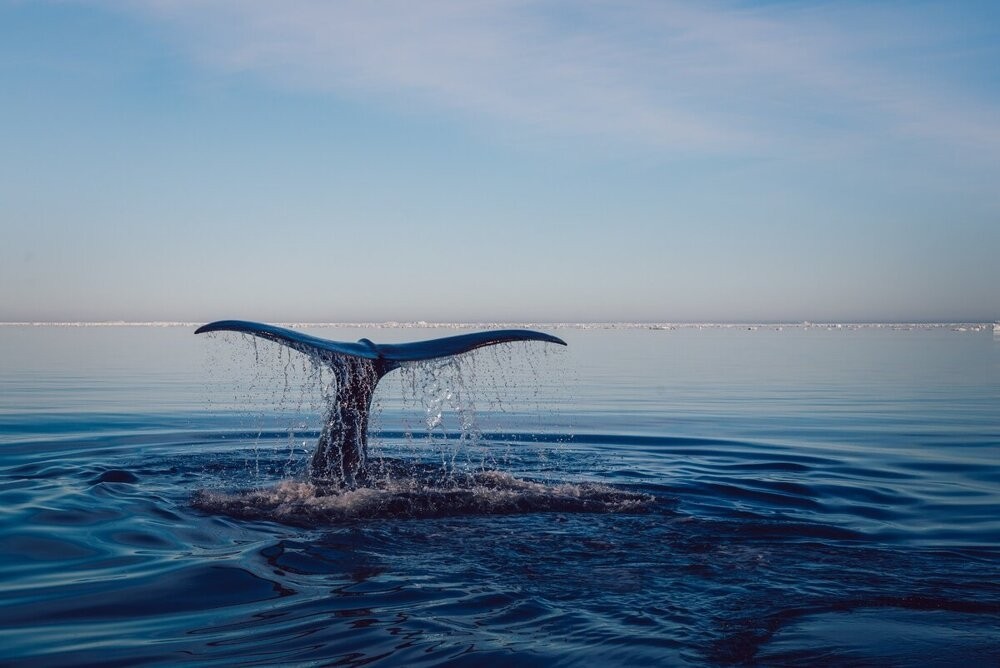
top-left (193, 469), bottom-right (652, 523)
top-left (394, 354), bottom-right (488, 475)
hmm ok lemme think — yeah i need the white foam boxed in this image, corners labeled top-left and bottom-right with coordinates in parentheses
top-left (193, 470), bottom-right (653, 523)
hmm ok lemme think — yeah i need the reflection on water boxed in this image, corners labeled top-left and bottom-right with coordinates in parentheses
top-left (0, 325), bottom-right (998, 666)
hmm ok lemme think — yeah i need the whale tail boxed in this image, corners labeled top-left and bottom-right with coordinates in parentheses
top-left (195, 320), bottom-right (566, 484)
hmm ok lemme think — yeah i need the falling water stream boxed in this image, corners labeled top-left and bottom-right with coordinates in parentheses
top-left (194, 336), bottom-right (651, 522)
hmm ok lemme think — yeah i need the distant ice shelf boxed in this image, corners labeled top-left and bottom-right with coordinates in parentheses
top-left (0, 321), bottom-right (996, 332)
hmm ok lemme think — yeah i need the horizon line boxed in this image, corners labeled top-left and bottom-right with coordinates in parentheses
top-left (0, 320), bottom-right (996, 329)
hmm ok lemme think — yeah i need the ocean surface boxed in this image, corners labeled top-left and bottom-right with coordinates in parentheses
top-left (1, 323), bottom-right (998, 666)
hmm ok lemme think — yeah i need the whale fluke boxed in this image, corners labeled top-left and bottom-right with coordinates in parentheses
top-left (195, 320), bottom-right (565, 366)
top-left (196, 320), bottom-right (566, 484)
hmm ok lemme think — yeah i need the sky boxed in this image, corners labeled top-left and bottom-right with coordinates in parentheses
top-left (2, 0), bottom-right (998, 323)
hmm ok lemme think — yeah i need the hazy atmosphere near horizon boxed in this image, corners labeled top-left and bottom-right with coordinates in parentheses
top-left (2, 1), bottom-right (998, 323)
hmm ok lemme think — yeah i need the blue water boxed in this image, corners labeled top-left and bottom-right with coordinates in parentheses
top-left (1, 324), bottom-right (998, 666)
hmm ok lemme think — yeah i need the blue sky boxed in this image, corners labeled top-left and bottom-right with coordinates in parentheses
top-left (2, 1), bottom-right (998, 322)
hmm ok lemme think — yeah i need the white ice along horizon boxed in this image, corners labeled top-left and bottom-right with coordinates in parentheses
top-left (2, 321), bottom-right (997, 330)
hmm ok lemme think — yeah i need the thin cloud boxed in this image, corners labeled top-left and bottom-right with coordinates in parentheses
top-left (104, 1), bottom-right (999, 158)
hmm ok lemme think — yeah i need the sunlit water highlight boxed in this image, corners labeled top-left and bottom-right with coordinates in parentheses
top-left (1, 325), bottom-right (998, 666)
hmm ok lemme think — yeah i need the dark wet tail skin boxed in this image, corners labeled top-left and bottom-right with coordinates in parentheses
top-left (196, 320), bottom-right (566, 485)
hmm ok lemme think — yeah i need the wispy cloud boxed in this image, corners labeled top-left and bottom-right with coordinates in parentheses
top-left (104, 1), bottom-right (1000, 158)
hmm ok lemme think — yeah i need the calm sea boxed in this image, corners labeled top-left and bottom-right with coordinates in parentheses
top-left (1, 324), bottom-right (998, 666)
